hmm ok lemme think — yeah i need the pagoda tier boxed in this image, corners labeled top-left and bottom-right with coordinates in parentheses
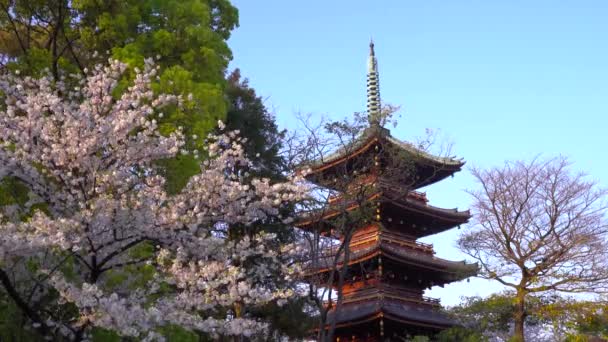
top-left (326, 282), bottom-right (455, 340)
top-left (298, 187), bottom-right (470, 239)
top-left (306, 223), bottom-right (477, 288)
top-left (303, 125), bottom-right (464, 192)
top-left (306, 222), bottom-right (477, 339)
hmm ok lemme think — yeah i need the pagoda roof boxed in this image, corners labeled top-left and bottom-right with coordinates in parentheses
top-left (307, 238), bottom-right (477, 282)
top-left (326, 295), bottom-right (454, 330)
top-left (297, 190), bottom-right (470, 238)
top-left (302, 125), bottom-right (465, 190)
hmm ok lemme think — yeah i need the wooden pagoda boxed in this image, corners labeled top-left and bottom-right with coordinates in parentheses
top-left (298, 42), bottom-right (477, 341)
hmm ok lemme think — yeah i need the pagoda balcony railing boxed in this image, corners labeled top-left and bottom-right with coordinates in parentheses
top-left (307, 238), bottom-right (435, 270)
top-left (379, 236), bottom-right (434, 254)
top-left (328, 189), bottom-right (428, 205)
top-left (326, 285), bottom-right (441, 307)
top-left (314, 242), bottom-right (434, 260)
top-left (314, 233), bottom-right (436, 258)
top-left (350, 230), bottom-right (435, 255)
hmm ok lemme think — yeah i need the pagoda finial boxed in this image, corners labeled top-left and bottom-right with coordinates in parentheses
top-left (367, 39), bottom-right (381, 126)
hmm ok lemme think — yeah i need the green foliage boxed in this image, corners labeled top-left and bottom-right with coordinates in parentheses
top-left (564, 335), bottom-right (591, 342)
top-left (0, 0), bottom-right (239, 193)
top-left (59, 255), bottom-right (78, 282)
top-left (157, 324), bottom-right (200, 342)
top-left (0, 2), bottom-right (310, 340)
top-left (436, 326), bottom-right (487, 342)
top-left (104, 264), bottom-right (156, 291)
top-left (446, 292), bottom-right (608, 341)
top-left (156, 154), bottom-right (202, 195)
top-left (0, 292), bottom-right (43, 341)
top-left (577, 310), bottom-right (608, 336)
top-left (18, 203), bottom-right (50, 223)
top-left (0, 2), bottom-right (243, 339)
top-left (536, 296), bottom-right (608, 340)
top-left (225, 69), bottom-right (286, 180)
top-left (250, 298), bottom-right (314, 340)
top-left (0, 177), bottom-right (30, 207)
top-left (91, 327), bottom-right (122, 342)
top-left (444, 292), bottom-right (546, 341)
top-left (0, 177), bottom-right (51, 221)
top-left (448, 293), bottom-right (521, 333)
top-left (128, 241), bottom-right (155, 260)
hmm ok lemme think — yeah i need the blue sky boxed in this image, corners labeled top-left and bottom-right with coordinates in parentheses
top-left (228, 1), bottom-right (608, 306)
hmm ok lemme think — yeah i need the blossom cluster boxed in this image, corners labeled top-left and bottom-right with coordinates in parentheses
top-left (0, 59), bottom-right (307, 340)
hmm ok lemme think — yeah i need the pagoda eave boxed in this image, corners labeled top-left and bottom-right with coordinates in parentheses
top-left (306, 242), bottom-right (478, 283)
top-left (299, 127), bottom-right (464, 191)
top-left (296, 192), bottom-right (470, 237)
top-left (324, 297), bottom-right (455, 333)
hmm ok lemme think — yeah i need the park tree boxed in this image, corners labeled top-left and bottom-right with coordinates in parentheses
top-left (0, 0), bottom-right (239, 193)
top-left (293, 112), bottom-right (373, 342)
top-left (0, 2), bottom-right (314, 337)
top-left (223, 70), bottom-right (319, 340)
top-left (442, 292), bottom-right (608, 341)
top-left (458, 157), bottom-right (608, 342)
top-left (535, 295), bottom-right (608, 340)
top-left (0, 59), bottom-right (306, 340)
top-left (439, 292), bottom-right (549, 342)
top-left (225, 69), bottom-right (285, 181)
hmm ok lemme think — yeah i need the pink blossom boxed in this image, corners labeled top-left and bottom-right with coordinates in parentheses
top-left (0, 59), bottom-right (307, 340)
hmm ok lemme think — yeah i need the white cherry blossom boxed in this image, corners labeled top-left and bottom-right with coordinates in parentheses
top-left (0, 59), bottom-right (307, 340)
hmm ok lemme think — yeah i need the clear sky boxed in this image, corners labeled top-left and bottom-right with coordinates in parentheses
top-left (227, 1), bottom-right (608, 306)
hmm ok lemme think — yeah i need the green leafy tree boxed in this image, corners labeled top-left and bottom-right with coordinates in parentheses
top-left (0, 0), bottom-right (239, 192)
top-left (435, 326), bottom-right (487, 342)
top-left (441, 292), bottom-right (545, 342)
top-left (442, 292), bottom-right (608, 342)
top-left (223, 70), bottom-right (317, 340)
top-left (223, 69), bottom-right (294, 243)
top-left (536, 296), bottom-right (608, 341)
top-left (0, 1), bottom-right (244, 341)
top-left (225, 69), bottom-right (286, 181)
top-left (0, 2), bottom-right (312, 339)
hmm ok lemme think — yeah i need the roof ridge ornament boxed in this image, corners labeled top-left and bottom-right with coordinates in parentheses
top-left (367, 39), bottom-right (381, 126)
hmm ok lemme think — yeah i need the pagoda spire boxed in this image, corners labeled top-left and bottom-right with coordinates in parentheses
top-left (367, 39), bottom-right (381, 126)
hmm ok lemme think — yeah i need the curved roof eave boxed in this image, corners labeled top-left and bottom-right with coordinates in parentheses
top-left (306, 241), bottom-right (479, 277)
top-left (325, 298), bottom-right (456, 329)
top-left (300, 127), bottom-right (465, 175)
top-left (296, 192), bottom-right (470, 229)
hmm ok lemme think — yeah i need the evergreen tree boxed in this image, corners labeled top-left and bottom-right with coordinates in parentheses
top-left (225, 69), bottom-right (285, 181)
top-left (224, 70), bottom-right (316, 340)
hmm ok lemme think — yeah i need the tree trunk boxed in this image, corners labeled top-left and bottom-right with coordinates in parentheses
top-left (0, 269), bottom-right (50, 337)
top-left (326, 231), bottom-right (352, 342)
top-left (513, 288), bottom-right (527, 342)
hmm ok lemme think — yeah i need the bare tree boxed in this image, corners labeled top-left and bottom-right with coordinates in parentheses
top-left (458, 156), bottom-right (608, 342)
top-left (285, 111), bottom-right (374, 342)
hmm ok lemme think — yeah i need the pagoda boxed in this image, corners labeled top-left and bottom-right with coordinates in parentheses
top-left (298, 42), bottom-right (477, 341)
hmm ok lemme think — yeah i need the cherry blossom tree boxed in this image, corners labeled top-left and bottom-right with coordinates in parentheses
top-left (0, 59), bottom-right (307, 340)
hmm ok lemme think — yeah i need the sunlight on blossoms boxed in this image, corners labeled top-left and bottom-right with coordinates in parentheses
top-left (0, 59), bottom-right (308, 340)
